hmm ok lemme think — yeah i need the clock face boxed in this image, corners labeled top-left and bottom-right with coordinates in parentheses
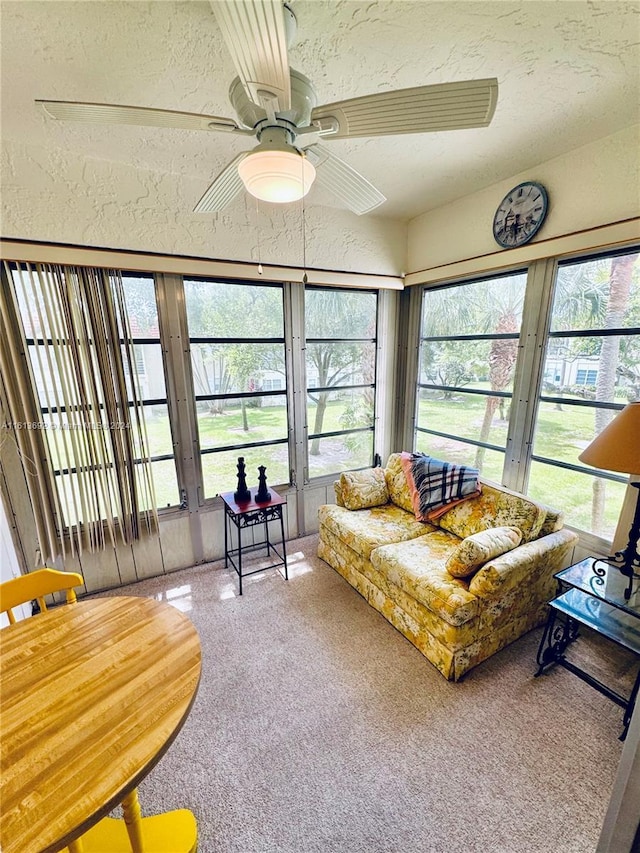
top-left (492, 181), bottom-right (548, 248)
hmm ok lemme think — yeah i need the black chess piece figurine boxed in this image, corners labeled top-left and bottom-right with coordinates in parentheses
top-left (256, 465), bottom-right (271, 503)
top-left (234, 457), bottom-right (251, 503)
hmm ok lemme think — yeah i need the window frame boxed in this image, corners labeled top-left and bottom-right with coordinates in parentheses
top-left (182, 277), bottom-right (291, 499)
top-left (412, 244), bottom-right (639, 548)
top-left (304, 284), bottom-right (379, 482)
top-left (415, 269), bottom-right (528, 476)
top-left (526, 247), bottom-right (640, 540)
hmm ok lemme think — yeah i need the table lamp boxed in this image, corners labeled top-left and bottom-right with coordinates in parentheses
top-left (578, 401), bottom-right (640, 600)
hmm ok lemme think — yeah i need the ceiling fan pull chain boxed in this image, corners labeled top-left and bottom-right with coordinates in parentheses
top-left (255, 197), bottom-right (263, 275)
top-left (301, 161), bottom-right (308, 286)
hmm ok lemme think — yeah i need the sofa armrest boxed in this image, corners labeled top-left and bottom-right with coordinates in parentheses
top-left (468, 528), bottom-right (579, 598)
top-left (334, 480), bottom-right (346, 507)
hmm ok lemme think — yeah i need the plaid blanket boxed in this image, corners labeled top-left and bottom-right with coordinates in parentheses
top-left (400, 452), bottom-right (482, 522)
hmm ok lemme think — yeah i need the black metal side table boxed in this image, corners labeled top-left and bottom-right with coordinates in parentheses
top-left (535, 557), bottom-right (640, 739)
top-left (220, 488), bottom-right (288, 595)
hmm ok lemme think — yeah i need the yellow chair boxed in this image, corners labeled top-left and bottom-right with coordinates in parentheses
top-left (0, 569), bottom-right (197, 853)
top-left (0, 567), bottom-right (84, 624)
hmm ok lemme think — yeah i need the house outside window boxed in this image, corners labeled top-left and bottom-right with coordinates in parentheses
top-left (575, 368), bottom-right (598, 386)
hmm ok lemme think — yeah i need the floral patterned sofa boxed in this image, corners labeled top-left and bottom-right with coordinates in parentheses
top-left (318, 453), bottom-right (578, 680)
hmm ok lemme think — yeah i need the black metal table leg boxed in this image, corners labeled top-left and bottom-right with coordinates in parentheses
top-left (279, 508), bottom-right (288, 581)
top-left (237, 517), bottom-right (243, 596)
top-left (264, 511), bottom-right (271, 558)
top-left (535, 609), bottom-right (580, 675)
top-left (224, 506), bottom-right (229, 569)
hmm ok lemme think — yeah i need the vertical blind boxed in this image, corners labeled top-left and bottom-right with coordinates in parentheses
top-left (0, 262), bottom-right (157, 562)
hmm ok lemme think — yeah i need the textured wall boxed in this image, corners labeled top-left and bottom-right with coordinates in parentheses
top-left (1, 139), bottom-right (406, 275)
top-left (407, 125), bottom-right (640, 273)
top-left (3, 1), bottom-right (638, 276)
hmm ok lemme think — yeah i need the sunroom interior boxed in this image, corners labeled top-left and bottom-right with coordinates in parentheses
top-left (1, 2), bottom-right (640, 851)
top-left (1, 0), bottom-right (638, 597)
top-left (3, 240), bottom-right (639, 594)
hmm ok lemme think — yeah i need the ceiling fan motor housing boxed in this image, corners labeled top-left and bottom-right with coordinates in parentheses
top-left (229, 68), bottom-right (317, 133)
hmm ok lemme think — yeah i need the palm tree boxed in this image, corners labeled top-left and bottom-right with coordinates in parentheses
top-left (471, 276), bottom-right (524, 470)
top-left (420, 275), bottom-right (525, 472)
top-left (474, 308), bottom-right (519, 470)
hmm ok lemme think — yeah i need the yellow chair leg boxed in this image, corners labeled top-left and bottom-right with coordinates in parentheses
top-left (122, 789), bottom-right (145, 853)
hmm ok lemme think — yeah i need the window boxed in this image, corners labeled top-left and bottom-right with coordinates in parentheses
top-left (529, 249), bottom-right (640, 539)
top-left (4, 264), bottom-right (168, 543)
top-left (119, 275), bottom-right (179, 509)
top-left (416, 272), bottom-right (527, 481)
top-left (183, 279), bottom-right (289, 497)
top-left (575, 368), bottom-right (598, 386)
top-left (305, 287), bottom-right (378, 479)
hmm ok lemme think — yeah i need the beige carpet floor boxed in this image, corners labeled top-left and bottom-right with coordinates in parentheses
top-left (95, 534), bottom-right (638, 853)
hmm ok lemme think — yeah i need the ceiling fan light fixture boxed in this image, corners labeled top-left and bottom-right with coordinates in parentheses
top-left (238, 148), bottom-right (316, 203)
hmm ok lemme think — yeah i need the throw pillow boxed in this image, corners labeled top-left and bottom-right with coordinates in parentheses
top-left (400, 451), bottom-right (482, 522)
top-left (445, 526), bottom-right (523, 578)
top-left (339, 468), bottom-right (389, 510)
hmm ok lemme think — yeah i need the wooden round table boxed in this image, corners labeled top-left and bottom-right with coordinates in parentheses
top-left (0, 596), bottom-right (201, 853)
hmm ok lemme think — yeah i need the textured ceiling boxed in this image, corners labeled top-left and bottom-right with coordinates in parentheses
top-left (1, 0), bottom-right (639, 229)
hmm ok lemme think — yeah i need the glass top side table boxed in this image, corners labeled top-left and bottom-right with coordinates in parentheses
top-left (535, 557), bottom-right (640, 739)
top-left (558, 557), bottom-right (640, 616)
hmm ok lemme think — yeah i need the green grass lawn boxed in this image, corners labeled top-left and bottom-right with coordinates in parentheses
top-left (417, 395), bottom-right (626, 538)
top-left (142, 395), bottom-right (626, 539)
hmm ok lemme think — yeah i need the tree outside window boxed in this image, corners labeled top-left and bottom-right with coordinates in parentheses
top-left (305, 287), bottom-right (378, 479)
top-left (416, 273), bottom-right (527, 482)
top-left (183, 279), bottom-right (289, 497)
top-left (530, 250), bottom-right (640, 538)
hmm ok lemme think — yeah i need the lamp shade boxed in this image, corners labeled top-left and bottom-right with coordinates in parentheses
top-left (578, 402), bottom-right (640, 475)
top-left (238, 149), bottom-right (316, 203)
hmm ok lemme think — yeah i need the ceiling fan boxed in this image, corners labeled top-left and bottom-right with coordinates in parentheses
top-left (36, 0), bottom-right (498, 216)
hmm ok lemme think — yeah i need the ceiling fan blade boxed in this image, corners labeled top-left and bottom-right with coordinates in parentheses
top-left (304, 144), bottom-right (385, 216)
top-left (211, 0), bottom-right (291, 112)
top-left (194, 153), bottom-right (248, 213)
top-left (311, 78), bottom-right (498, 139)
top-left (36, 100), bottom-right (251, 134)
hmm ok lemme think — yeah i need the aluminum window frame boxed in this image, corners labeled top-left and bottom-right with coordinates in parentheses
top-left (182, 277), bottom-right (291, 498)
top-left (415, 269), bottom-right (528, 474)
top-left (304, 284), bottom-right (379, 481)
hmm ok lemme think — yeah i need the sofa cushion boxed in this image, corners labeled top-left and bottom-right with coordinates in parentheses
top-left (445, 526), bottom-right (523, 578)
top-left (318, 503), bottom-right (430, 560)
top-left (537, 503), bottom-right (565, 537)
top-left (339, 468), bottom-right (389, 510)
top-left (401, 451), bottom-right (482, 521)
top-left (384, 453), bottom-right (415, 514)
top-left (438, 482), bottom-right (546, 543)
top-left (371, 531), bottom-right (479, 627)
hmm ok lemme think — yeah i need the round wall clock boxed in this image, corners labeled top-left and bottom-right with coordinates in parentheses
top-left (492, 181), bottom-right (549, 248)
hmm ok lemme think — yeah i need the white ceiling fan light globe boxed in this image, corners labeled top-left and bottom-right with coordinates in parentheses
top-left (238, 149), bottom-right (316, 203)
